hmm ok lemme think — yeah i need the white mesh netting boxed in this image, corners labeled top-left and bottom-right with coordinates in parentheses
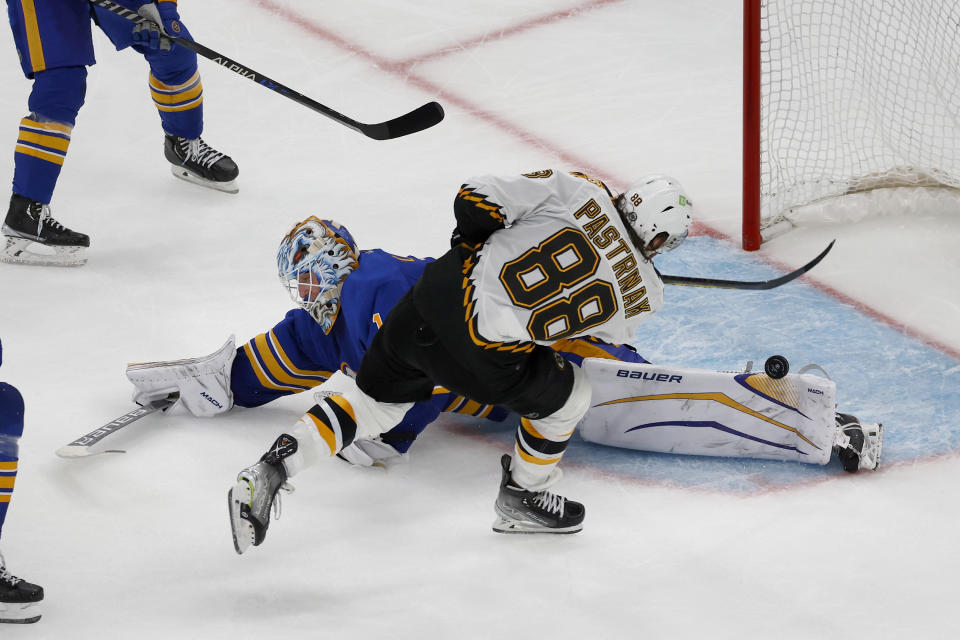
top-left (760, 0), bottom-right (960, 233)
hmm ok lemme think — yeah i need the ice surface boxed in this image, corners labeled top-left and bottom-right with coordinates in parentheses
top-left (0, 1), bottom-right (958, 638)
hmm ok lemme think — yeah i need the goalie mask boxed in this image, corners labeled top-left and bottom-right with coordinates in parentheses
top-left (277, 216), bottom-right (359, 334)
top-left (616, 175), bottom-right (693, 258)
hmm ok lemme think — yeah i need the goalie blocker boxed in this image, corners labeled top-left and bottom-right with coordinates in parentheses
top-left (579, 358), bottom-right (882, 471)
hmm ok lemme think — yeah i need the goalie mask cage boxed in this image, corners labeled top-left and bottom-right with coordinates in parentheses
top-left (742, 0), bottom-right (960, 250)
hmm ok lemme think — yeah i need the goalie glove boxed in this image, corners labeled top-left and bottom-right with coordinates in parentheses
top-left (126, 337), bottom-right (236, 417)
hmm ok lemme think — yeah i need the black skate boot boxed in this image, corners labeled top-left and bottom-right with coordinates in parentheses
top-left (228, 434), bottom-right (296, 554)
top-left (0, 554), bottom-right (43, 624)
top-left (834, 413), bottom-right (883, 473)
top-left (1, 193), bottom-right (89, 267)
top-left (164, 134), bottom-right (239, 194)
top-left (492, 454), bottom-right (585, 534)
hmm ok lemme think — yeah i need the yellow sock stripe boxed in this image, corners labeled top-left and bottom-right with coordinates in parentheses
top-left (151, 81), bottom-right (203, 105)
top-left (457, 399), bottom-right (483, 415)
top-left (20, 118), bottom-right (72, 135)
top-left (0, 476), bottom-right (16, 489)
top-left (149, 70), bottom-right (199, 92)
top-left (15, 144), bottom-right (64, 165)
top-left (0, 495), bottom-right (11, 503)
top-left (0, 461), bottom-right (19, 471)
top-left (18, 0), bottom-right (45, 72)
top-left (596, 392), bottom-right (820, 449)
top-left (304, 411), bottom-right (338, 455)
top-left (18, 129), bottom-right (70, 152)
top-left (241, 343), bottom-right (307, 393)
top-left (252, 333), bottom-right (326, 389)
top-left (514, 443), bottom-right (562, 466)
top-left (155, 96), bottom-right (203, 112)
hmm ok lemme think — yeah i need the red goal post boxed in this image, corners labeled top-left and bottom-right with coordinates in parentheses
top-left (742, 0), bottom-right (960, 250)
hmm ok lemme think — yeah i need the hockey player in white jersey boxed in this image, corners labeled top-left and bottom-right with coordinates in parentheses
top-left (228, 170), bottom-right (697, 549)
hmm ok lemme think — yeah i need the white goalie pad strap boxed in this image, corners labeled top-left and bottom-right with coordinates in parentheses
top-left (580, 358), bottom-right (836, 465)
top-left (125, 336), bottom-right (236, 417)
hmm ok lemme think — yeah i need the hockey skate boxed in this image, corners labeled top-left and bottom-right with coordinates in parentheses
top-left (164, 134), bottom-right (239, 194)
top-left (492, 454), bottom-right (585, 534)
top-left (0, 553), bottom-right (43, 624)
top-left (1, 194), bottom-right (89, 267)
top-left (834, 413), bottom-right (883, 472)
top-left (228, 434), bottom-right (296, 554)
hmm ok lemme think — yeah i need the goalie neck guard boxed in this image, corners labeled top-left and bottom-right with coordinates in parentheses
top-left (277, 216), bottom-right (359, 334)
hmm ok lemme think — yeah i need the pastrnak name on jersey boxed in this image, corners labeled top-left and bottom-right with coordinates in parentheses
top-left (573, 199), bottom-right (650, 318)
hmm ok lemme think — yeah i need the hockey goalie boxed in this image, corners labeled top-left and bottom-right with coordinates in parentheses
top-left (579, 357), bottom-right (882, 472)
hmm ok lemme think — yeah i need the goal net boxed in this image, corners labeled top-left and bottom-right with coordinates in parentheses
top-left (742, 0), bottom-right (960, 249)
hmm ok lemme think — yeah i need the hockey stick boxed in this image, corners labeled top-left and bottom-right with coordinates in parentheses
top-left (55, 395), bottom-right (177, 458)
top-left (658, 240), bottom-right (835, 290)
top-left (88, 0), bottom-right (444, 140)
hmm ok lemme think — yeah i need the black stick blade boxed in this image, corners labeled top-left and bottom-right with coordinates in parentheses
top-left (359, 101), bottom-right (445, 140)
top-left (660, 240), bottom-right (836, 290)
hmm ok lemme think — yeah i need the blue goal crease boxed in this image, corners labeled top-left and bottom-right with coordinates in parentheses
top-left (451, 236), bottom-right (959, 494)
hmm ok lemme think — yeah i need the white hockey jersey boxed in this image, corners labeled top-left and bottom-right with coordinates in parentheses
top-left (463, 170), bottom-right (663, 345)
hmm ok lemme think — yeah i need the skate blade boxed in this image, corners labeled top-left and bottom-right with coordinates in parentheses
top-left (0, 600), bottom-right (42, 624)
top-left (170, 165), bottom-right (239, 194)
top-left (227, 485), bottom-right (255, 555)
top-left (491, 515), bottom-right (583, 535)
top-left (1, 236), bottom-right (86, 267)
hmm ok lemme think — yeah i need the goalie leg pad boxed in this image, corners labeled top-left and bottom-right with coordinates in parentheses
top-left (580, 358), bottom-right (837, 465)
top-left (125, 337), bottom-right (236, 417)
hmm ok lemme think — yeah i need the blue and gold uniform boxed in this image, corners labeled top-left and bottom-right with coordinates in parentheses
top-left (0, 339), bottom-right (23, 539)
top-left (6, 0), bottom-right (204, 203)
top-left (231, 250), bottom-right (645, 453)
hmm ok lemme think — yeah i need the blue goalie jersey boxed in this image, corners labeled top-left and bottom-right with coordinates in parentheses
top-left (230, 249), bottom-right (646, 452)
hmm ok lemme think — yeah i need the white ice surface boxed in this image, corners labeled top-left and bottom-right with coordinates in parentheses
top-left (1, 1), bottom-right (959, 638)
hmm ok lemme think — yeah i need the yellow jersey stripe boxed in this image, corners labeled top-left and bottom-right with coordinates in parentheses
top-left (0, 461), bottom-right (18, 471)
top-left (19, 0), bottom-right (45, 72)
top-left (251, 334), bottom-right (320, 389)
top-left (267, 331), bottom-right (333, 380)
top-left (0, 476), bottom-right (16, 489)
top-left (0, 495), bottom-right (11, 503)
top-left (241, 343), bottom-right (305, 393)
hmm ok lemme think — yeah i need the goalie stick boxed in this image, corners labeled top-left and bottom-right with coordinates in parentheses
top-left (55, 395), bottom-right (177, 458)
top-left (659, 240), bottom-right (835, 290)
top-left (88, 0), bottom-right (444, 140)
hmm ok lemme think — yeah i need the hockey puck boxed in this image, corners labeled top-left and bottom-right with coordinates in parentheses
top-left (764, 355), bottom-right (789, 379)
